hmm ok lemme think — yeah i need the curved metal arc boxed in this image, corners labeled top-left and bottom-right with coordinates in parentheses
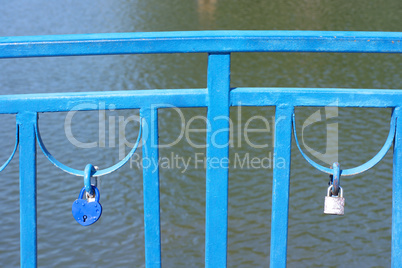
top-left (35, 118), bottom-right (143, 177)
top-left (0, 124), bottom-right (19, 172)
top-left (293, 111), bottom-right (396, 176)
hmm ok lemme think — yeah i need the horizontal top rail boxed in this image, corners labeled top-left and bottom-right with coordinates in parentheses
top-left (0, 30), bottom-right (401, 58)
top-left (1, 30), bottom-right (402, 268)
top-left (0, 87), bottom-right (402, 114)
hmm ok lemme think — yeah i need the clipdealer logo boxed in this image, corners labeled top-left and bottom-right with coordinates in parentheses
top-left (63, 102), bottom-right (338, 172)
top-left (301, 102), bottom-right (339, 165)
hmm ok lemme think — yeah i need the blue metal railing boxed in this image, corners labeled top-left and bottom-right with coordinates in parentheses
top-left (0, 31), bottom-right (401, 267)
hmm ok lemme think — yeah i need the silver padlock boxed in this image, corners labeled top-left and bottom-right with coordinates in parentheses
top-left (324, 185), bottom-right (345, 215)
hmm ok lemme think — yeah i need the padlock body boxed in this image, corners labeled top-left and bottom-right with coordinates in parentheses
top-left (72, 199), bottom-right (102, 226)
top-left (324, 196), bottom-right (345, 215)
top-left (72, 186), bottom-right (102, 226)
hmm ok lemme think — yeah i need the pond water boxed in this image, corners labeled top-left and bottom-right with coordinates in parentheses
top-left (0, 0), bottom-right (401, 267)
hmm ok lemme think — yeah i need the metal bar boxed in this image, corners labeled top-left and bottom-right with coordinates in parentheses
top-left (270, 105), bottom-right (294, 268)
top-left (205, 53), bottom-right (231, 268)
top-left (140, 107), bottom-right (161, 268)
top-left (0, 31), bottom-right (401, 58)
top-left (230, 87), bottom-right (402, 108)
top-left (392, 107), bottom-right (402, 268)
top-left (17, 112), bottom-right (38, 268)
top-left (0, 89), bottom-right (208, 114)
top-left (3, 87), bottom-right (402, 114)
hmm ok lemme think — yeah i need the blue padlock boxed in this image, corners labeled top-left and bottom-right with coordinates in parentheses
top-left (72, 186), bottom-right (102, 226)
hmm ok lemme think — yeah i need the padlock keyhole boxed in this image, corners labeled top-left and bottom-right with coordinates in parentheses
top-left (83, 215), bottom-right (87, 222)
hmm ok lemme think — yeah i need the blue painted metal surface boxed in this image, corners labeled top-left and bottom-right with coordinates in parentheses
top-left (205, 53), bottom-right (231, 268)
top-left (393, 107), bottom-right (402, 268)
top-left (16, 112), bottom-right (38, 268)
top-left (0, 31), bottom-right (401, 57)
top-left (84, 164), bottom-right (96, 195)
top-left (0, 31), bottom-right (401, 267)
top-left (141, 108), bottom-right (162, 268)
top-left (331, 163), bottom-right (341, 196)
top-left (72, 186), bottom-right (102, 226)
top-left (270, 105), bottom-right (293, 268)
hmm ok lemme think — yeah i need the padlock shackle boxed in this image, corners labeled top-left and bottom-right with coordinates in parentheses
top-left (332, 162), bottom-right (341, 196)
top-left (327, 185), bottom-right (343, 198)
top-left (84, 164), bottom-right (96, 196)
top-left (78, 186), bottom-right (100, 203)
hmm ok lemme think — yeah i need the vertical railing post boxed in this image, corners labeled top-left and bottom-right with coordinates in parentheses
top-left (205, 53), bottom-right (231, 268)
top-left (17, 112), bottom-right (38, 268)
top-left (392, 107), bottom-right (402, 268)
top-left (140, 107), bottom-right (162, 268)
top-left (270, 105), bottom-right (293, 268)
